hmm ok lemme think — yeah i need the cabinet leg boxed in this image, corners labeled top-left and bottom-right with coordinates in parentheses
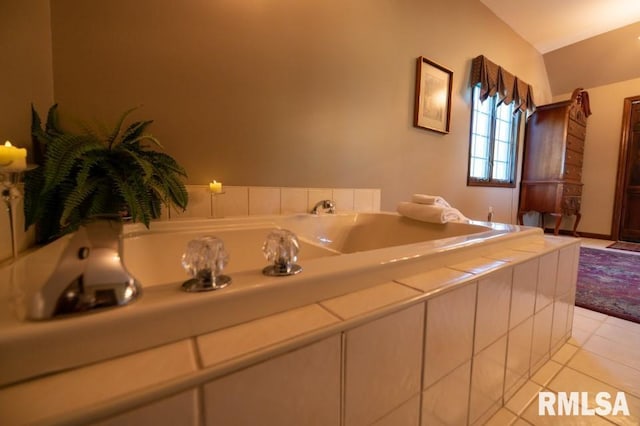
top-left (552, 214), bottom-right (562, 235)
top-left (572, 212), bottom-right (581, 237)
top-left (517, 211), bottom-right (524, 226)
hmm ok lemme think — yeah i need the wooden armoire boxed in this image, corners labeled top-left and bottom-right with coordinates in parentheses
top-left (518, 88), bottom-right (591, 236)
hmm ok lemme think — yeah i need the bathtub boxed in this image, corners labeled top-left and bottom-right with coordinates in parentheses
top-left (123, 212), bottom-right (498, 287)
top-left (0, 211), bottom-right (579, 425)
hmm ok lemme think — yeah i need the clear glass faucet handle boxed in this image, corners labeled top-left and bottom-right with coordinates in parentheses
top-left (182, 236), bottom-right (229, 279)
top-left (262, 229), bottom-right (300, 266)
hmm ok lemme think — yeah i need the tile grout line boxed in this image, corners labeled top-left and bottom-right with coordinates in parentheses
top-left (418, 300), bottom-right (428, 426)
top-left (571, 344), bottom-right (640, 376)
top-left (465, 282), bottom-right (480, 425)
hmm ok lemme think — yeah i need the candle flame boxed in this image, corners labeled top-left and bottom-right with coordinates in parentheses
top-left (4, 141), bottom-right (12, 147)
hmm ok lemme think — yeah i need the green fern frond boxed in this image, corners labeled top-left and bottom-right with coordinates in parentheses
top-left (128, 134), bottom-right (163, 149)
top-left (23, 167), bottom-right (46, 228)
top-left (31, 105), bottom-right (59, 164)
top-left (42, 134), bottom-right (103, 192)
top-left (105, 167), bottom-right (147, 224)
top-left (107, 107), bottom-right (138, 149)
top-left (145, 151), bottom-right (188, 177)
top-left (60, 179), bottom-right (100, 226)
top-left (85, 183), bottom-right (113, 217)
top-left (119, 148), bottom-right (155, 183)
top-left (119, 120), bottom-right (153, 145)
top-left (74, 151), bottom-right (105, 189)
top-left (45, 104), bottom-right (63, 135)
top-left (159, 173), bottom-right (189, 210)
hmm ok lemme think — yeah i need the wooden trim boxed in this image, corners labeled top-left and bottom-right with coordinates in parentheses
top-left (611, 95), bottom-right (640, 240)
top-left (543, 228), bottom-right (611, 240)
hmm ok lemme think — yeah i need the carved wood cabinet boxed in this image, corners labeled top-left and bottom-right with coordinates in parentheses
top-left (518, 89), bottom-right (590, 235)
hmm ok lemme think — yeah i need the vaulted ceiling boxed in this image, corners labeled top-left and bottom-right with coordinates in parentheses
top-left (480, 0), bottom-right (640, 95)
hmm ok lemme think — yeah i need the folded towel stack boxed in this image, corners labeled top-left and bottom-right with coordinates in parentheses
top-left (410, 194), bottom-right (451, 207)
top-left (397, 194), bottom-right (469, 224)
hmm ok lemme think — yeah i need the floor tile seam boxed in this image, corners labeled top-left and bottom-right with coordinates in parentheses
top-left (568, 336), bottom-right (590, 349)
top-left (571, 322), bottom-right (601, 342)
top-left (505, 380), bottom-right (542, 416)
top-left (576, 345), bottom-right (640, 375)
top-left (573, 310), bottom-right (609, 323)
top-left (596, 321), bottom-right (640, 337)
top-left (471, 400), bottom-right (502, 426)
top-left (572, 318), bottom-right (604, 331)
top-left (601, 319), bottom-right (640, 335)
top-left (562, 364), bottom-right (640, 400)
top-left (501, 406), bottom-right (519, 421)
top-left (551, 345), bottom-right (580, 366)
top-left (517, 384), bottom-right (549, 423)
top-left (530, 361), bottom-right (564, 387)
top-left (588, 331), bottom-right (640, 355)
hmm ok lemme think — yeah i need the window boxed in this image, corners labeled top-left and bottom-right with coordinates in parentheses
top-left (468, 84), bottom-right (521, 187)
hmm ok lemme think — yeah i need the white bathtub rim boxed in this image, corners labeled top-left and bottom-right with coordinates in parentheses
top-left (0, 213), bottom-right (546, 387)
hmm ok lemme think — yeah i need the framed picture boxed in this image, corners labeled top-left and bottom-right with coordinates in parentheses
top-left (414, 56), bottom-right (453, 134)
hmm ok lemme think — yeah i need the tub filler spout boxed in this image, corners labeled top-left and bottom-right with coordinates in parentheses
top-left (28, 215), bottom-right (142, 320)
top-left (310, 199), bottom-right (335, 215)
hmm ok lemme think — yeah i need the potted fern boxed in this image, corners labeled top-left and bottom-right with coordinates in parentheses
top-left (25, 104), bottom-right (189, 243)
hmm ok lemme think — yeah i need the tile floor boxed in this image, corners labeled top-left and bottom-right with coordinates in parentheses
top-left (487, 238), bottom-right (640, 425)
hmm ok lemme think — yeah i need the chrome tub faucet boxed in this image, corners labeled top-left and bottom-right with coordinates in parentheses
top-left (310, 199), bottom-right (335, 215)
top-left (28, 215), bottom-right (141, 320)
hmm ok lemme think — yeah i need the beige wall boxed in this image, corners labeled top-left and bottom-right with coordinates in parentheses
top-left (48, 0), bottom-right (551, 222)
top-left (544, 22), bottom-right (640, 96)
top-left (0, 0), bottom-right (54, 261)
top-left (553, 78), bottom-right (640, 236)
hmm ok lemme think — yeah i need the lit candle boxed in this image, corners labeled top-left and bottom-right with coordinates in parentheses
top-left (209, 180), bottom-right (222, 193)
top-left (0, 141), bottom-right (27, 170)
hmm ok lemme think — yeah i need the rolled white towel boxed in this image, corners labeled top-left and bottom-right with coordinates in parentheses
top-left (397, 202), bottom-right (469, 224)
top-left (411, 194), bottom-right (451, 207)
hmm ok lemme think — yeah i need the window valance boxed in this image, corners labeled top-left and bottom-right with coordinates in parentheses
top-left (470, 55), bottom-right (536, 113)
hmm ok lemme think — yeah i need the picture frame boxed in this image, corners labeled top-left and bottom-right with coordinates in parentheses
top-left (414, 56), bottom-right (453, 134)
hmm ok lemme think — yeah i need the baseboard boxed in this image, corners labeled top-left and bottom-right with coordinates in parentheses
top-left (542, 228), bottom-right (611, 240)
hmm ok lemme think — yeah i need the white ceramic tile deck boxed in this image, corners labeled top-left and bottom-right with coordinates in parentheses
top-left (196, 304), bottom-right (340, 367)
top-left (488, 306), bottom-right (640, 425)
top-left (0, 340), bottom-right (198, 425)
top-left (0, 231), bottom-right (612, 424)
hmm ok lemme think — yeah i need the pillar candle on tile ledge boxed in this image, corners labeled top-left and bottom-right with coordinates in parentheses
top-left (209, 180), bottom-right (222, 193)
top-left (0, 141), bottom-right (27, 171)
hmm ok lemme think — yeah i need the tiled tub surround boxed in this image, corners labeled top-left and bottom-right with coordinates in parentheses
top-left (0, 213), bottom-right (580, 425)
top-left (168, 185), bottom-right (382, 218)
top-left (0, 185), bottom-right (380, 264)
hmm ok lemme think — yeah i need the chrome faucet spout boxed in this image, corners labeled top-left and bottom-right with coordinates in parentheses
top-left (310, 199), bottom-right (335, 215)
top-left (28, 215), bottom-right (141, 320)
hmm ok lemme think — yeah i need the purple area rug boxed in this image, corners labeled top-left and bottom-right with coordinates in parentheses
top-left (576, 247), bottom-right (640, 324)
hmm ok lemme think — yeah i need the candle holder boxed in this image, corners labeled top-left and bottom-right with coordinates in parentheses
top-left (210, 192), bottom-right (225, 219)
top-left (1, 165), bottom-right (36, 260)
